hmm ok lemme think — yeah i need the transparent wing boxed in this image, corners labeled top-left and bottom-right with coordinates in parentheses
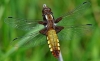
top-left (24, 33), bottom-right (46, 48)
top-left (57, 1), bottom-right (91, 25)
top-left (4, 17), bottom-right (42, 31)
top-left (56, 1), bottom-right (92, 41)
top-left (58, 24), bottom-right (93, 41)
top-left (10, 32), bottom-right (46, 48)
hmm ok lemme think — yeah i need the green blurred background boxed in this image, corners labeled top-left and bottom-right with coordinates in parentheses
top-left (0, 0), bottom-right (100, 61)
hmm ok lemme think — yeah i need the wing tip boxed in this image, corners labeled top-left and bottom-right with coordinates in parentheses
top-left (8, 17), bottom-right (13, 18)
top-left (86, 24), bottom-right (92, 26)
top-left (83, 1), bottom-right (90, 5)
top-left (83, 2), bottom-right (87, 4)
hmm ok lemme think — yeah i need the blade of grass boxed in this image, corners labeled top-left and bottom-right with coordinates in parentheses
top-left (58, 52), bottom-right (63, 61)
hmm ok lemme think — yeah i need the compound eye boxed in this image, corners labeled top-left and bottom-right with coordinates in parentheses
top-left (42, 8), bottom-right (51, 15)
top-left (45, 8), bottom-right (51, 12)
top-left (45, 8), bottom-right (49, 12)
top-left (44, 9), bottom-right (48, 12)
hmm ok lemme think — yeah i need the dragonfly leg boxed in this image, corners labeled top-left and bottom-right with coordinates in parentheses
top-left (55, 17), bottom-right (62, 23)
top-left (38, 21), bottom-right (47, 25)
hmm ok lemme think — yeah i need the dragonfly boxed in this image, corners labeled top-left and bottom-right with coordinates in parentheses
top-left (5, 2), bottom-right (92, 58)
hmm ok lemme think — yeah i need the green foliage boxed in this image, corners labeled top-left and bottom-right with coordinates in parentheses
top-left (0, 0), bottom-right (100, 61)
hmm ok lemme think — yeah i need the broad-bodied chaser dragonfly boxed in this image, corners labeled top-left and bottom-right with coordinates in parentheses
top-left (5, 2), bottom-right (92, 58)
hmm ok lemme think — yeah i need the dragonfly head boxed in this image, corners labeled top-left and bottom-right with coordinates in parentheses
top-left (42, 4), bottom-right (52, 15)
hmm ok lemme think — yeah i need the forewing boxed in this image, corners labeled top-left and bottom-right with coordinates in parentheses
top-left (57, 1), bottom-right (91, 25)
top-left (4, 17), bottom-right (42, 31)
top-left (57, 2), bottom-right (92, 41)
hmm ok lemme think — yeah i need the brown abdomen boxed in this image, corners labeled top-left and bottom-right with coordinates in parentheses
top-left (46, 28), bottom-right (60, 58)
